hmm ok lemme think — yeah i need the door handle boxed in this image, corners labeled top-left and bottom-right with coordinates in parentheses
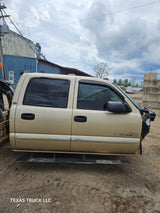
top-left (21, 113), bottom-right (35, 120)
top-left (74, 115), bottom-right (87, 123)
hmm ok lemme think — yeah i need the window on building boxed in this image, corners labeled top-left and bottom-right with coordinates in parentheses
top-left (77, 83), bottom-right (123, 110)
top-left (23, 78), bottom-right (70, 108)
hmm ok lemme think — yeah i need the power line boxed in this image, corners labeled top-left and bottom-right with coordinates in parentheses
top-left (3, 0), bottom-right (159, 44)
top-left (3, 8), bottom-right (46, 59)
top-left (30, 0), bottom-right (160, 62)
top-left (2, 0), bottom-right (160, 65)
top-left (3, 10), bottom-right (36, 54)
top-left (28, 0), bottom-right (160, 32)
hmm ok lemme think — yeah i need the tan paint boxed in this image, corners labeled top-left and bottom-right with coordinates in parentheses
top-left (10, 73), bottom-right (142, 156)
top-left (71, 77), bottom-right (142, 154)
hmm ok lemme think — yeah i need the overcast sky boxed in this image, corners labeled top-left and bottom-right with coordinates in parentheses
top-left (3, 0), bottom-right (160, 83)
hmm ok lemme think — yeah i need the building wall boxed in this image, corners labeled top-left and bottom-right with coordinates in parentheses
top-left (0, 56), bottom-right (62, 84)
top-left (142, 72), bottom-right (160, 109)
top-left (37, 60), bottom-right (60, 74)
top-left (0, 55), bottom-right (63, 84)
top-left (2, 31), bottom-right (35, 58)
top-left (0, 31), bottom-right (89, 83)
top-left (0, 55), bottom-right (36, 84)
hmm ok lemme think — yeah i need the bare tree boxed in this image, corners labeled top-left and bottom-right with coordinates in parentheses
top-left (93, 62), bottom-right (111, 79)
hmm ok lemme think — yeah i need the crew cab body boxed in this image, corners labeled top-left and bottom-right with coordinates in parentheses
top-left (9, 73), bottom-right (156, 156)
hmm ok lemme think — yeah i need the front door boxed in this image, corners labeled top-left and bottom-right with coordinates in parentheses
top-left (71, 79), bottom-right (142, 155)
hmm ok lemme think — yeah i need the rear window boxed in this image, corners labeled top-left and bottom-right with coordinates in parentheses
top-left (23, 78), bottom-right (70, 108)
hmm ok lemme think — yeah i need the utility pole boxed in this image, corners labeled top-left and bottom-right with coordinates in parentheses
top-left (0, 36), bottom-right (5, 79)
top-left (0, 0), bottom-right (46, 78)
top-left (0, 0), bottom-right (10, 80)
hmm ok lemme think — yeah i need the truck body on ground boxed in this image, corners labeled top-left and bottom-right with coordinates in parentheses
top-left (9, 73), bottom-right (156, 156)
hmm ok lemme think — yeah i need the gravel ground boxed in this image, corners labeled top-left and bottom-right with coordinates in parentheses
top-left (0, 93), bottom-right (160, 213)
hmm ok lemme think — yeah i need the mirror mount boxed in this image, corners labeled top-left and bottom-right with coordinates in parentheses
top-left (104, 101), bottom-right (132, 113)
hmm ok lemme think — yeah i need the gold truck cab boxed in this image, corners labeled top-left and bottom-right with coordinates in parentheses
top-left (9, 73), bottom-right (156, 156)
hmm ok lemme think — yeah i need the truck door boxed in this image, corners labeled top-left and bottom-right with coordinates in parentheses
top-left (14, 75), bottom-right (75, 151)
top-left (71, 79), bottom-right (142, 155)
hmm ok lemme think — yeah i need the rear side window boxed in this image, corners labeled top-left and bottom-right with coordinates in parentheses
top-left (23, 78), bottom-right (70, 108)
top-left (77, 83), bottom-right (123, 110)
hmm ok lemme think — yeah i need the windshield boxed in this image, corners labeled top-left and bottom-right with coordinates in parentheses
top-left (114, 84), bottom-right (141, 110)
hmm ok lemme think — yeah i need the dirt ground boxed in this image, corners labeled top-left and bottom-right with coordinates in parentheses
top-left (0, 92), bottom-right (160, 213)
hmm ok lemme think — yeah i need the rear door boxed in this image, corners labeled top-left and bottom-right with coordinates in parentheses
top-left (71, 78), bottom-right (142, 155)
top-left (14, 74), bottom-right (75, 151)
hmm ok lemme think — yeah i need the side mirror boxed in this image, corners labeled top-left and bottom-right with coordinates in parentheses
top-left (104, 101), bottom-right (132, 113)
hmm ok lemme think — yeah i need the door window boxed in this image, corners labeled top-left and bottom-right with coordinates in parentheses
top-left (23, 78), bottom-right (70, 108)
top-left (77, 83), bottom-right (123, 110)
